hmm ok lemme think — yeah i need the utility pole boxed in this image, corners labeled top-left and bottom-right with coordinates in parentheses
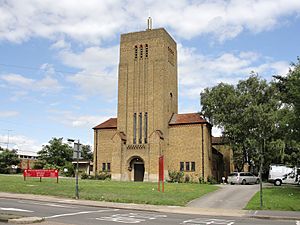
top-left (68, 138), bottom-right (80, 199)
top-left (259, 138), bottom-right (265, 208)
top-left (3, 129), bottom-right (13, 150)
top-left (75, 140), bottom-right (80, 199)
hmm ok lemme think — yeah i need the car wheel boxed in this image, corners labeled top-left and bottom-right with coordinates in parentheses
top-left (274, 179), bottom-right (282, 186)
top-left (256, 179), bottom-right (260, 184)
top-left (242, 179), bottom-right (246, 185)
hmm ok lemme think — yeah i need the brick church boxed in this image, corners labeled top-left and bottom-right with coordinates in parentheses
top-left (93, 20), bottom-right (233, 182)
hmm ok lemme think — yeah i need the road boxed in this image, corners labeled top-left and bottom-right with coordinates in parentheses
top-left (0, 198), bottom-right (298, 225)
top-left (187, 184), bottom-right (260, 209)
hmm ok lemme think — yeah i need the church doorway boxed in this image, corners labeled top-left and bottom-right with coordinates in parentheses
top-left (129, 157), bottom-right (145, 182)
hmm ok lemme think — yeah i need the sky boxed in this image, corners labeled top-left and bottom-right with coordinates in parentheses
top-left (0, 0), bottom-right (300, 155)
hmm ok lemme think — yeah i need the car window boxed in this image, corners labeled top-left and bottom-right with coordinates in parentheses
top-left (229, 173), bottom-right (237, 176)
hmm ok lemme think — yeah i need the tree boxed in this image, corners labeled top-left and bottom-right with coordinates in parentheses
top-left (81, 145), bottom-right (93, 161)
top-left (201, 74), bottom-right (279, 171)
top-left (0, 149), bottom-right (20, 173)
top-left (37, 137), bottom-right (73, 167)
top-left (274, 57), bottom-right (300, 141)
top-left (272, 58), bottom-right (300, 166)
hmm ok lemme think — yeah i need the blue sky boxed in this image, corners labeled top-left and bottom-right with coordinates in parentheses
top-left (0, 0), bottom-right (300, 155)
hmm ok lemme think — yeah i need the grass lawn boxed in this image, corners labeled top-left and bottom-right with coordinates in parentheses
top-left (0, 175), bottom-right (218, 206)
top-left (245, 185), bottom-right (300, 211)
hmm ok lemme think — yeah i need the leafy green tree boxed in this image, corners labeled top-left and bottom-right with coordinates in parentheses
top-left (81, 145), bottom-right (93, 161)
top-left (201, 74), bottom-right (279, 170)
top-left (274, 58), bottom-right (300, 141)
top-left (37, 137), bottom-right (73, 167)
top-left (0, 149), bottom-right (20, 173)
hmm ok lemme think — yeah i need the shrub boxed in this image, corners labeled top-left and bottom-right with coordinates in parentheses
top-left (168, 170), bottom-right (184, 183)
top-left (207, 176), bottom-right (218, 184)
top-left (198, 176), bottom-right (206, 184)
top-left (81, 172), bottom-right (89, 179)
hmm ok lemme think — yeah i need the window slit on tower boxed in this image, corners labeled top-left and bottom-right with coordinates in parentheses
top-left (134, 45), bottom-right (138, 59)
top-left (133, 113), bottom-right (137, 144)
top-left (140, 45), bottom-right (143, 59)
top-left (145, 44), bottom-right (148, 58)
top-left (144, 112), bottom-right (148, 143)
top-left (139, 112), bottom-right (142, 144)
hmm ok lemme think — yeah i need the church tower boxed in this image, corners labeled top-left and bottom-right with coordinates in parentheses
top-left (117, 24), bottom-right (178, 146)
top-left (93, 20), bottom-right (221, 182)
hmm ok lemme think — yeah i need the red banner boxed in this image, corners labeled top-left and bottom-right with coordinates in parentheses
top-left (23, 169), bottom-right (58, 177)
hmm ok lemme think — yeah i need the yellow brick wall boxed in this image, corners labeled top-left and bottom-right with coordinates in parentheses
top-left (213, 144), bottom-right (234, 178)
top-left (93, 129), bottom-right (116, 174)
top-left (167, 124), bottom-right (212, 182)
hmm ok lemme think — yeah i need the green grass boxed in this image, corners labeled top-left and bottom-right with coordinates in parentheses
top-left (245, 185), bottom-right (300, 211)
top-left (0, 175), bottom-right (218, 206)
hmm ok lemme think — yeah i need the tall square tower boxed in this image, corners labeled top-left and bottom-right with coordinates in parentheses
top-left (117, 28), bottom-right (178, 144)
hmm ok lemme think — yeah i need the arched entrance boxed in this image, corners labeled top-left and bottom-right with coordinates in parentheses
top-left (129, 156), bottom-right (145, 182)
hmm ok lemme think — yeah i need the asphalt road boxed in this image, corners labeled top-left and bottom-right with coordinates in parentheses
top-left (0, 198), bottom-right (298, 225)
top-left (187, 184), bottom-right (260, 209)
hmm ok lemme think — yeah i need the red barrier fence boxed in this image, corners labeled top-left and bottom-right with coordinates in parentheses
top-left (23, 169), bottom-right (59, 183)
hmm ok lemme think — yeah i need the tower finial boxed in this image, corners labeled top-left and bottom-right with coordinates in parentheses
top-left (147, 17), bottom-right (152, 30)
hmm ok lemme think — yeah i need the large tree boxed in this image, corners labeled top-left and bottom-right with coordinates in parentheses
top-left (0, 149), bottom-right (20, 173)
top-left (273, 58), bottom-right (300, 166)
top-left (37, 137), bottom-right (73, 167)
top-left (201, 74), bottom-right (279, 170)
top-left (81, 145), bottom-right (93, 161)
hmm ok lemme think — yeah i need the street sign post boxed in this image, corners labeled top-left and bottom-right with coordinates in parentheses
top-left (158, 156), bottom-right (164, 192)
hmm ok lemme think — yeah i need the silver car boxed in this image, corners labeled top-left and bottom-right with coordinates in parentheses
top-left (227, 172), bottom-right (260, 185)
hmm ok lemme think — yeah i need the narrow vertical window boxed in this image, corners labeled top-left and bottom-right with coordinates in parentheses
top-left (107, 163), bottom-right (111, 172)
top-left (102, 163), bottom-right (106, 172)
top-left (186, 162), bottom-right (190, 171)
top-left (180, 162), bottom-right (184, 171)
top-left (139, 112), bottom-right (142, 144)
top-left (133, 113), bottom-right (137, 144)
top-left (144, 112), bottom-right (148, 143)
top-left (191, 162), bottom-right (195, 171)
top-left (140, 45), bottom-right (143, 59)
top-left (145, 44), bottom-right (148, 58)
top-left (134, 45), bottom-right (138, 59)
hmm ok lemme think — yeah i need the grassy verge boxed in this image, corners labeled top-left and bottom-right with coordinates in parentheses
top-left (0, 175), bottom-right (218, 206)
top-left (245, 185), bottom-right (300, 211)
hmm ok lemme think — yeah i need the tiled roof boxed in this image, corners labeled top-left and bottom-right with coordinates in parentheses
top-left (93, 118), bottom-right (117, 129)
top-left (169, 113), bottom-right (208, 126)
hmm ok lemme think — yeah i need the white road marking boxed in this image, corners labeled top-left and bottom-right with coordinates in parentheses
top-left (18, 200), bottom-right (77, 208)
top-left (296, 221), bottom-right (300, 225)
top-left (183, 218), bottom-right (235, 225)
top-left (96, 216), bottom-right (145, 224)
top-left (95, 213), bottom-right (167, 224)
top-left (0, 207), bottom-right (34, 212)
top-left (45, 208), bottom-right (119, 219)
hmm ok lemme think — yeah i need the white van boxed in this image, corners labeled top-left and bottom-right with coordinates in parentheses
top-left (268, 164), bottom-right (300, 186)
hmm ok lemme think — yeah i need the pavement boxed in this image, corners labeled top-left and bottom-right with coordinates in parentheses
top-left (1, 191), bottom-right (300, 224)
top-left (187, 184), bottom-right (259, 209)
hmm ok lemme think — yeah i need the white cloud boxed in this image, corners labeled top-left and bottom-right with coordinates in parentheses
top-left (0, 111), bottom-right (19, 117)
top-left (48, 110), bottom-right (111, 128)
top-left (1, 74), bottom-right (34, 87)
top-left (178, 44), bottom-right (290, 99)
top-left (0, 64), bottom-right (63, 98)
top-left (0, 134), bottom-right (41, 154)
top-left (0, 0), bottom-right (300, 43)
top-left (59, 46), bottom-right (119, 97)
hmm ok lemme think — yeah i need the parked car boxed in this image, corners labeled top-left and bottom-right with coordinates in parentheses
top-left (268, 164), bottom-right (300, 186)
top-left (227, 172), bottom-right (259, 185)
